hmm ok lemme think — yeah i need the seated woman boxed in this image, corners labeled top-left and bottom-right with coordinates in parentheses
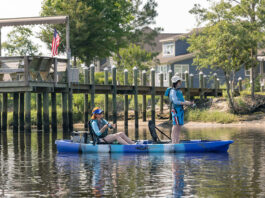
top-left (90, 107), bottom-right (135, 145)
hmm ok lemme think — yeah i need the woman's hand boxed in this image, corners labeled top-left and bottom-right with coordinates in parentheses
top-left (184, 101), bottom-right (193, 106)
top-left (112, 123), bottom-right (117, 129)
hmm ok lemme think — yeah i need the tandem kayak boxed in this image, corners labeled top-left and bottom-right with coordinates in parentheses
top-left (55, 140), bottom-right (234, 153)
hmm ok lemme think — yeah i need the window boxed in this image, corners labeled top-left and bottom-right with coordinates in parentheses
top-left (163, 42), bottom-right (175, 56)
top-left (174, 64), bottom-right (189, 80)
top-left (263, 62), bottom-right (265, 74)
top-left (245, 69), bottom-right (250, 76)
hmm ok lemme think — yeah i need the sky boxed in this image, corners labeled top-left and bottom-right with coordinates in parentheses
top-left (0, 0), bottom-right (211, 54)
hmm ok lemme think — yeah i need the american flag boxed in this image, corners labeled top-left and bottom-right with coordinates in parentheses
top-left (51, 29), bottom-right (60, 56)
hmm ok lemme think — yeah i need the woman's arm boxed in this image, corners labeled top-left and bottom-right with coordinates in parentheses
top-left (91, 121), bottom-right (108, 136)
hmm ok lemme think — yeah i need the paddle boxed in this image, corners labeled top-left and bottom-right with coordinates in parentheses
top-left (154, 125), bottom-right (171, 140)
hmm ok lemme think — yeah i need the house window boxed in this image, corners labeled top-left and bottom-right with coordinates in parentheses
top-left (163, 42), bottom-right (175, 56)
top-left (245, 69), bottom-right (251, 76)
top-left (174, 64), bottom-right (189, 80)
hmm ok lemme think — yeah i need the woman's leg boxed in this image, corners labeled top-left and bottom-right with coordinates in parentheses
top-left (103, 134), bottom-right (129, 145)
top-left (117, 132), bottom-right (134, 144)
top-left (171, 125), bottom-right (181, 144)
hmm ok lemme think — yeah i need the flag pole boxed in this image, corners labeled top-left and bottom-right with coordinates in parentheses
top-left (66, 16), bottom-right (71, 86)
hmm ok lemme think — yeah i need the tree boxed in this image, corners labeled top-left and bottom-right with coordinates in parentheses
top-left (40, 0), bottom-right (160, 65)
top-left (230, 0), bottom-right (265, 99)
top-left (113, 43), bottom-right (156, 83)
top-left (2, 26), bottom-right (40, 56)
top-left (188, 1), bottom-right (253, 113)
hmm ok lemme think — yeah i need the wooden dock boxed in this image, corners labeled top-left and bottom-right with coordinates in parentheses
top-left (0, 56), bottom-right (222, 135)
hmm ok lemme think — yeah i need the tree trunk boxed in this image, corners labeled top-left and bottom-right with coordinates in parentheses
top-left (224, 72), bottom-right (237, 113)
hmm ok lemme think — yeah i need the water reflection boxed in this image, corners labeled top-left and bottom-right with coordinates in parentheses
top-left (0, 127), bottom-right (264, 197)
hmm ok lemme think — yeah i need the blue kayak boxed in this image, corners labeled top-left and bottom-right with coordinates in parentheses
top-left (55, 140), bottom-right (233, 153)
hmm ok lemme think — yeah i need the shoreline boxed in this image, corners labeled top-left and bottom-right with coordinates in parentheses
top-left (74, 115), bottom-right (265, 130)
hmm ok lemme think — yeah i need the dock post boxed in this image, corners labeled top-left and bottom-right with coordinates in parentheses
top-left (190, 74), bottom-right (194, 100)
top-left (199, 72), bottom-right (203, 100)
top-left (2, 93), bottom-right (7, 132)
top-left (19, 93), bottom-right (24, 132)
top-left (238, 77), bottom-right (242, 92)
top-left (0, 94), bottom-right (1, 133)
top-left (43, 91), bottom-right (49, 133)
top-left (185, 71), bottom-right (190, 100)
top-left (90, 64), bottom-right (95, 109)
top-left (84, 68), bottom-right (89, 130)
top-left (112, 65), bottom-right (117, 133)
top-left (133, 67), bottom-right (139, 139)
top-left (62, 92), bottom-right (68, 133)
top-left (142, 70), bottom-right (147, 122)
top-left (104, 67), bottom-right (109, 120)
top-left (203, 75), bottom-right (207, 99)
top-left (214, 73), bottom-right (218, 97)
top-left (124, 69), bottom-right (129, 135)
top-left (25, 92), bottom-right (31, 133)
top-left (68, 89), bottom-right (73, 132)
top-left (168, 70), bottom-right (173, 120)
top-left (151, 68), bottom-right (156, 124)
top-left (159, 73), bottom-right (164, 114)
top-left (37, 93), bottom-right (42, 131)
top-left (13, 93), bottom-right (19, 133)
top-left (51, 93), bottom-right (57, 133)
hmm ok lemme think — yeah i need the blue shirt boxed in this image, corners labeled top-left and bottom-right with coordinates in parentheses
top-left (91, 119), bottom-right (112, 137)
top-left (169, 88), bottom-right (185, 110)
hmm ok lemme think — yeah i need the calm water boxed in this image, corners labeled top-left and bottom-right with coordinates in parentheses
top-left (0, 127), bottom-right (265, 197)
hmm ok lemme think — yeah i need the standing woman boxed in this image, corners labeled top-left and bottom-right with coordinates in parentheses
top-left (170, 76), bottom-right (193, 143)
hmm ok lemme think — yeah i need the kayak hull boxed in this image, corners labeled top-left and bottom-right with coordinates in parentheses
top-left (55, 140), bottom-right (234, 153)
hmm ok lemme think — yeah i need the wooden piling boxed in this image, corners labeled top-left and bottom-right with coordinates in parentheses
top-left (90, 64), bottom-right (95, 109)
top-left (238, 77), bottom-right (242, 92)
top-left (142, 70), bottom-right (147, 122)
top-left (68, 90), bottom-right (73, 132)
top-left (199, 72), bottom-right (203, 100)
top-left (169, 70), bottom-right (173, 120)
top-left (37, 93), bottom-right (42, 131)
top-left (43, 91), bottom-right (49, 133)
top-left (159, 73), bottom-right (164, 114)
top-left (19, 93), bottom-right (24, 132)
top-left (190, 73), bottom-right (194, 100)
top-left (51, 93), bottom-right (57, 133)
top-left (133, 67), bottom-right (139, 139)
top-left (185, 71), bottom-right (190, 100)
top-left (62, 92), bottom-right (68, 133)
top-left (84, 68), bottom-right (89, 130)
top-left (13, 93), bottom-right (19, 133)
top-left (0, 94), bottom-right (2, 133)
top-left (151, 68), bottom-right (156, 123)
top-left (214, 73), bottom-right (218, 97)
top-left (25, 92), bottom-right (31, 133)
top-left (2, 93), bottom-right (7, 132)
top-left (104, 67), bottom-right (109, 120)
top-left (124, 69), bottom-right (129, 135)
top-left (112, 65), bottom-right (117, 133)
top-left (203, 75), bottom-right (207, 99)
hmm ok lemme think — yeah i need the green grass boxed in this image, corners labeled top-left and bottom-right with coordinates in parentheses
top-left (185, 109), bottom-right (239, 124)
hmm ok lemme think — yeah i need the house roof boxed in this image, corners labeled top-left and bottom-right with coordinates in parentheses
top-left (159, 28), bottom-right (203, 43)
top-left (156, 53), bottom-right (194, 65)
top-left (140, 27), bottom-right (182, 53)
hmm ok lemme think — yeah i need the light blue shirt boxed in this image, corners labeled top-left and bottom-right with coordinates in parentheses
top-left (169, 88), bottom-right (185, 109)
top-left (91, 119), bottom-right (112, 137)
